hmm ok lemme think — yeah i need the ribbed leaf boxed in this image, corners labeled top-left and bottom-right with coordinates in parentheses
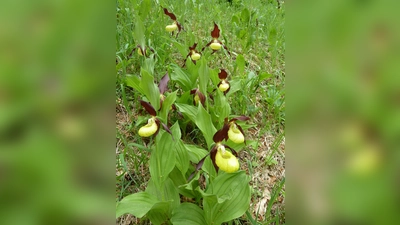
top-left (159, 91), bottom-right (177, 123)
top-left (171, 203), bottom-right (207, 225)
top-left (175, 103), bottom-right (197, 122)
top-left (203, 171), bottom-right (251, 224)
top-left (195, 104), bottom-right (217, 149)
top-left (140, 68), bottom-right (160, 111)
top-left (185, 144), bottom-right (208, 163)
top-left (198, 58), bottom-right (209, 95)
top-left (146, 178), bottom-right (180, 224)
top-left (170, 64), bottom-right (193, 91)
top-left (150, 131), bottom-right (176, 188)
top-left (125, 74), bottom-right (144, 94)
top-left (116, 192), bottom-right (158, 218)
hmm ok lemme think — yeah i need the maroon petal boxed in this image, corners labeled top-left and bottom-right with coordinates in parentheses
top-left (211, 22), bottom-right (220, 39)
top-left (158, 72), bottom-right (170, 94)
top-left (140, 100), bottom-right (156, 116)
top-left (197, 91), bottom-right (206, 106)
top-left (210, 145), bottom-right (219, 172)
top-left (163, 8), bottom-right (176, 20)
top-left (187, 154), bottom-right (208, 181)
top-left (154, 119), bottom-right (161, 136)
top-left (236, 124), bottom-right (247, 144)
top-left (189, 43), bottom-right (198, 51)
top-left (161, 122), bottom-right (174, 141)
top-left (201, 41), bottom-right (213, 52)
top-left (213, 123), bottom-right (230, 143)
top-left (224, 145), bottom-right (239, 157)
top-left (218, 69), bottom-right (228, 79)
top-left (231, 116), bottom-right (250, 122)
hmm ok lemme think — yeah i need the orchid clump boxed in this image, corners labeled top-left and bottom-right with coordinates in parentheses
top-left (163, 8), bottom-right (183, 37)
top-left (202, 22), bottom-right (231, 56)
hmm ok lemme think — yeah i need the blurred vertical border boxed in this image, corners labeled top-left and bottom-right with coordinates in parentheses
top-left (0, 0), bottom-right (115, 224)
top-left (287, 0), bottom-right (400, 224)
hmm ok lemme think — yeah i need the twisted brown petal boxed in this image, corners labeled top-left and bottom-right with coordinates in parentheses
top-left (211, 22), bottom-right (220, 39)
top-left (158, 72), bottom-right (169, 94)
top-left (140, 100), bottom-right (157, 116)
top-left (163, 8), bottom-right (176, 20)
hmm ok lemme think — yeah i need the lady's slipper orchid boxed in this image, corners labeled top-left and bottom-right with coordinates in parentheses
top-left (138, 100), bottom-right (173, 138)
top-left (138, 117), bottom-right (158, 137)
top-left (226, 116), bottom-right (250, 144)
top-left (215, 144), bottom-right (239, 173)
top-left (190, 88), bottom-right (206, 106)
top-left (188, 124), bottom-right (240, 180)
top-left (202, 22), bottom-right (231, 56)
top-left (184, 43), bottom-right (202, 65)
top-left (163, 8), bottom-right (183, 37)
top-left (217, 69), bottom-right (230, 94)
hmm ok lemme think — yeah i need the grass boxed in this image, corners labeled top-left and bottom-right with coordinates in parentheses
top-left (116, 0), bottom-right (285, 224)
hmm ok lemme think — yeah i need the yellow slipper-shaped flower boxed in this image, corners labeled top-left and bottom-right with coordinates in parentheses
top-left (191, 52), bottom-right (201, 61)
top-left (138, 118), bottom-right (158, 137)
top-left (210, 42), bottom-right (222, 50)
top-left (165, 23), bottom-right (178, 32)
top-left (228, 123), bottom-right (244, 144)
top-left (218, 80), bottom-right (229, 92)
top-left (215, 145), bottom-right (239, 173)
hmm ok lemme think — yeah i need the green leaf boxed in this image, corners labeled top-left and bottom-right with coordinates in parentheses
top-left (147, 201), bottom-right (171, 225)
top-left (140, 68), bottom-right (160, 110)
top-left (125, 74), bottom-right (144, 94)
top-left (214, 90), bottom-right (231, 125)
top-left (171, 203), bottom-right (207, 225)
top-left (116, 192), bottom-right (158, 218)
top-left (170, 64), bottom-right (193, 91)
top-left (195, 104), bottom-right (217, 149)
top-left (259, 71), bottom-right (272, 81)
top-left (139, 0), bottom-right (151, 20)
top-left (225, 78), bottom-right (242, 97)
top-left (175, 141), bottom-right (189, 175)
top-left (202, 157), bottom-right (217, 181)
top-left (203, 171), bottom-right (251, 224)
top-left (133, 16), bottom-right (145, 47)
top-left (198, 58), bottom-right (209, 95)
top-left (146, 177), bottom-right (180, 224)
top-left (175, 103), bottom-right (197, 122)
top-left (241, 8), bottom-right (250, 24)
top-left (236, 54), bottom-right (245, 75)
top-left (150, 131), bottom-right (176, 188)
top-left (143, 57), bottom-right (156, 75)
top-left (209, 68), bottom-right (220, 86)
top-left (159, 91), bottom-right (177, 123)
top-left (185, 144), bottom-right (208, 163)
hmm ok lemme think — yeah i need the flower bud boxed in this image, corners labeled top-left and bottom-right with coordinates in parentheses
top-left (228, 123), bottom-right (244, 143)
top-left (215, 145), bottom-right (239, 173)
top-left (138, 118), bottom-right (158, 137)
top-left (210, 42), bottom-right (222, 50)
top-left (165, 23), bottom-right (178, 32)
top-left (218, 80), bottom-right (229, 92)
top-left (191, 52), bottom-right (201, 61)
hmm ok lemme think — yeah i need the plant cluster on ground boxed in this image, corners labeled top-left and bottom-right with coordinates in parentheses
top-left (116, 0), bottom-right (285, 224)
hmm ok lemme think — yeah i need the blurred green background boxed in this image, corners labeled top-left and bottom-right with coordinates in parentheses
top-left (1, 0), bottom-right (400, 224)
top-left (287, 0), bottom-right (400, 224)
top-left (0, 0), bottom-right (115, 224)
